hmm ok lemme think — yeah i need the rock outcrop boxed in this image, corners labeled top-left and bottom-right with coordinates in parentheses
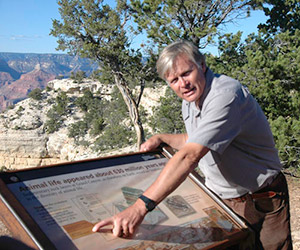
top-left (0, 52), bottom-right (98, 111)
top-left (0, 78), bottom-right (165, 170)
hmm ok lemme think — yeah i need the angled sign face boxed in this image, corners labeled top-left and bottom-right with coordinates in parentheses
top-left (0, 147), bottom-right (252, 249)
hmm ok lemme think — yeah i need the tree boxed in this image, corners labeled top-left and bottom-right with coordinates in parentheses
top-left (28, 88), bottom-right (43, 101)
top-left (45, 91), bottom-right (70, 133)
top-left (130, 0), bottom-right (260, 49)
top-left (258, 0), bottom-right (300, 35)
top-left (50, 0), bottom-right (156, 149)
top-left (70, 70), bottom-right (87, 83)
top-left (69, 89), bottom-right (106, 144)
top-left (205, 26), bottom-right (300, 173)
top-left (150, 88), bottom-right (185, 134)
top-left (269, 116), bottom-right (300, 174)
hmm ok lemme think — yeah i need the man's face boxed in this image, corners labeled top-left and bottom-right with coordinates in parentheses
top-left (165, 54), bottom-right (206, 105)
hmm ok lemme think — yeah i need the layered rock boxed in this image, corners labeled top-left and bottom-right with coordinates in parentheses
top-left (0, 78), bottom-right (164, 170)
top-left (0, 68), bottom-right (56, 110)
top-left (0, 52), bottom-right (99, 111)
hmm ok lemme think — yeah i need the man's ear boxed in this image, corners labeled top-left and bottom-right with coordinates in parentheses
top-left (201, 63), bottom-right (207, 73)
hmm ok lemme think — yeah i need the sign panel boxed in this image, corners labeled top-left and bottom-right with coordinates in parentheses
top-left (0, 149), bottom-right (251, 249)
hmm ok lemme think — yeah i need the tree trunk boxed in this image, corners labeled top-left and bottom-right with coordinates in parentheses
top-left (113, 73), bottom-right (145, 150)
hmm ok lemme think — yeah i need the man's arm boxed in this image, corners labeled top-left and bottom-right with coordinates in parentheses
top-left (141, 142), bottom-right (208, 203)
top-left (92, 142), bottom-right (209, 237)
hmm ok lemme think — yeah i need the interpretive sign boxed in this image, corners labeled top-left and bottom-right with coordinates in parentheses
top-left (0, 147), bottom-right (252, 249)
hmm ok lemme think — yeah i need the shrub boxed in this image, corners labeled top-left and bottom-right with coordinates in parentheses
top-left (68, 121), bottom-right (89, 142)
top-left (94, 124), bottom-right (134, 151)
top-left (68, 90), bottom-right (105, 142)
top-left (44, 115), bottom-right (63, 133)
top-left (269, 116), bottom-right (300, 176)
top-left (44, 91), bottom-right (70, 133)
top-left (90, 117), bottom-right (105, 136)
top-left (28, 88), bottom-right (43, 101)
top-left (16, 106), bottom-right (25, 116)
top-left (46, 86), bottom-right (52, 92)
top-left (70, 71), bottom-right (86, 83)
top-left (150, 88), bottom-right (185, 134)
top-left (75, 90), bottom-right (94, 112)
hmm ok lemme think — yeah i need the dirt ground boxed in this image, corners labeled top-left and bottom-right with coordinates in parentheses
top-left (287, 175), bottom-right (300, 250)
top-left (0, 175), bottom-right (299, 249)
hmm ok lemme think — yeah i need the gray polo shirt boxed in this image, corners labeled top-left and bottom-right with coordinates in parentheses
top-left (182, 68), bottom-right (281, 199)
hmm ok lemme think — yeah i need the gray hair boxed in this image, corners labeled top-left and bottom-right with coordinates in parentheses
top-left (156, 40), bottom-right (206, 80)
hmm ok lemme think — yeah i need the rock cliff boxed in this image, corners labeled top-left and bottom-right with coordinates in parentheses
top-left (0, 78), bottom-right (165, 170)
top-left (0, 53), bottom-right (98, 111)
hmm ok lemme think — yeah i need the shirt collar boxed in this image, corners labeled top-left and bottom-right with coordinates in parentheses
top-left (197, 67), bottom-right (214, 109)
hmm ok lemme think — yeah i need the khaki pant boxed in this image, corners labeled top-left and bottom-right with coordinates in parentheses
top-left (223, 172), bottom-right (292, 250)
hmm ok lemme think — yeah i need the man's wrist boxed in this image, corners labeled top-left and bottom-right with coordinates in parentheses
top-left (138, 194), bottom-right (157, 212)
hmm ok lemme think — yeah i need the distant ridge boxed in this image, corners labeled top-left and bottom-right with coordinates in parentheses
top-left (0, 52), bottom-right (98, 111)
top-left (0, 52), bottom-right (98, 76)
top-left (0, 58), bottom-right (21, 80)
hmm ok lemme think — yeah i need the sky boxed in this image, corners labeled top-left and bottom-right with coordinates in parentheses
top-left (0, 0), bottom-right (267, 55)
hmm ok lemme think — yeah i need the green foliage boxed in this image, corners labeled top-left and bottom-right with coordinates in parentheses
top-left (44, 114), bottom-right (64, 134)
top-left (205, 31), bottom-right (247, 75)
top-left (0, 166), bottom-right (9, 172)
top-left (70, 71), bottom-right (86, 83)
top-left (94, 124), bottom-right (134, 151)
top-left (68, 120), bottom-right (88, 142)
top-left (94, 86), bottom-right (135, 150)
top-left (269, 116), bottom-right (300, 174)
top-left (50, 0), bottom-right (155, 147)
top-left (75, 90), bottom-right (94, 112)
top-left (90, 117), bottom-right (105, 136)
top-left (53, 91), bottom-right (70, 115)
top-left (51, 0), bottom-right (134, 72)
top-left (130, 0), bottom-right (258, 49)
top-left (16, 106), bottom-right (25, 116)
top-left (258, 0), bottom-right (300, 35)
top-left (242, 30), bottom-right (299, 119)
top-left (46, 86), bottom-right (52, 92)
top-left (104, 86), bottom-right (128, 121)
top-left (90, 70), bottom-right (101, 81)
top-left (28, 88), bottom-right (43, 100)
top-left (68, 90), bottom-right (105, 144)
top-left (45, 91), bottom-right (70, 133)
top-left (207, 27), bottom-right (300, 172)
top-left (207, 28), bottom-right (300, 118)
top-left (150, 87), bottom-right (185, 134)
top-left (68, 87), bottom-right (136, 149)
top-left (138, 105), bottom-right (148, 126)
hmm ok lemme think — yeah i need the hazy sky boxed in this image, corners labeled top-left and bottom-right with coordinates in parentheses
top-left (0, 0), bottom-right (267, 54)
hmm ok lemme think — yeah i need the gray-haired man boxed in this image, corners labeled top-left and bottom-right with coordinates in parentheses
top-left (93, 40), bottom-right (292, 249)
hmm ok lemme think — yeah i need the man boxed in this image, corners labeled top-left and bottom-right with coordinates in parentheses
top-left (93, 41), bottom-right (292, 249)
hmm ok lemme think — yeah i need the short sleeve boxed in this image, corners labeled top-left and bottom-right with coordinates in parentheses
top-left (187, 91), bottom-right (241, 154)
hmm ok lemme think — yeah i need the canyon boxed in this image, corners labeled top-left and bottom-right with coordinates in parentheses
top-left (0, 52), bottom-right (98, 110)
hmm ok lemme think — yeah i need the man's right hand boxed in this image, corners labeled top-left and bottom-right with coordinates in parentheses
top-left (140, 135), bottom-right (162, 152)
top-left (92, 198), bottom-right (148, 237)
top-left (140, 133), bottom-right (188, 152)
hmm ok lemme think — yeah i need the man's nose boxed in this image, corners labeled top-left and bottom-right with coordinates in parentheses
top-left (179, 77), bottom-right (188, 87)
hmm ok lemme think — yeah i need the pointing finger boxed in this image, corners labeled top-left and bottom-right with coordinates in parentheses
top-left (92, 218), bottom-right (113, 232)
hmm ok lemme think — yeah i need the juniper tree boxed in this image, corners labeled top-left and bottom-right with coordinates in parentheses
top-left (50, 0), bottom-right (156, 149)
